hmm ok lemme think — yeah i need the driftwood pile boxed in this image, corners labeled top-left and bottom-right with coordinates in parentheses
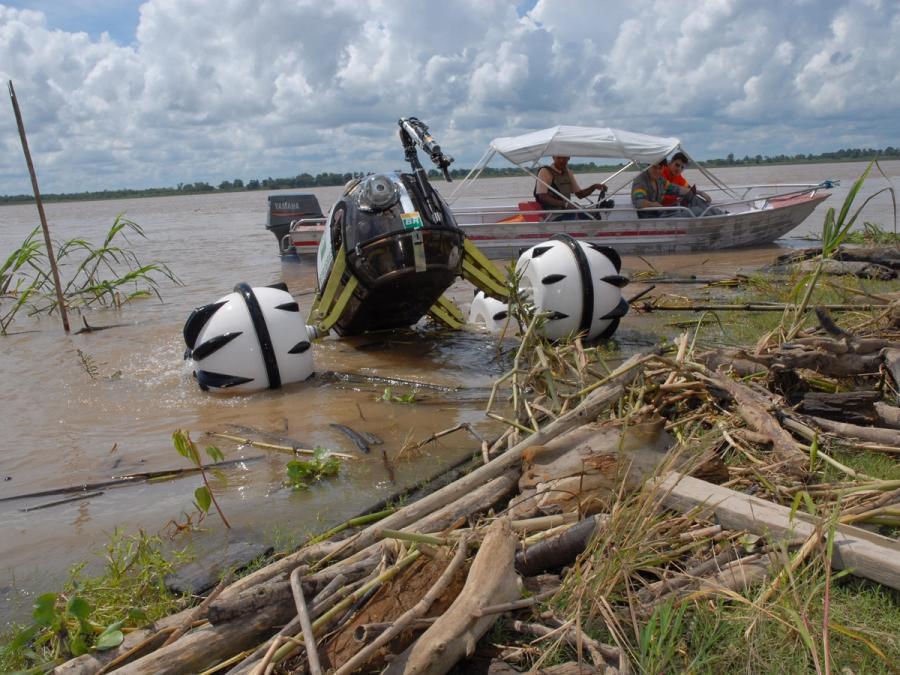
top-left (770, 245), bottom-right (900, 280)
top-left (54, 316), bottom-right (900, 673)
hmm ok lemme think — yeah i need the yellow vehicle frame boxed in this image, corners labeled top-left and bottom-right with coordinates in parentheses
top-left (307, 238), bottom-right (508, 336)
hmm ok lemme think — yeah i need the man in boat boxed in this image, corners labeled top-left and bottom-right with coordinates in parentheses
top-left (534, 155), bottom-right (608, 221)
top-left (662, 152), bottom-right (709, 203)
top-left (631, 158), bottom-right (723, 218)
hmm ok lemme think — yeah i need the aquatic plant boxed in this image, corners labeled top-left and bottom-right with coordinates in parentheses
top-left (841, 221), bottom-right (900, 246)
top-left (0, 215), bottom-right (180, 334)
top-left (0, 529), bottom-right (184, 672)
top-left (378, 386), bottom-right (416, 404)
top-left (284, 447), bottom-right (341, 490)
top-left (172, 430), bottom-right (231, 529)
top-left (76, 348), bottom-right (99, 380)
top-left (786, 160), bottom-right (896, 339)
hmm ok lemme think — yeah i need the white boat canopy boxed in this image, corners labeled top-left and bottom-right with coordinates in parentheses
top-left (447, 125), bottom-right (738, 204)
top-left (489, 125), bottom-right (681, 166)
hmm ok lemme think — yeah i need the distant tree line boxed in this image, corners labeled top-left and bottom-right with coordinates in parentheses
top-left (702, 146), bottom-right (899, 167)
top-left (2, 146), bottom-right (897, 205)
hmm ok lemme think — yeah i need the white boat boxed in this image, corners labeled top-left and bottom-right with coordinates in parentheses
top-left (289, 126), bottom-right (832, 259)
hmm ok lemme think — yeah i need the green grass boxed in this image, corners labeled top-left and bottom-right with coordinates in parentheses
top-left (0, 529), bottom-right (190, 673)
top-left (824, 449), bottom-right (900, 483)
top-left (556, 563), bottom-right (900, 674)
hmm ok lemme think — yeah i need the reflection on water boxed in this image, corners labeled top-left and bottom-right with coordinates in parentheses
top-left (0, 161), bottom-right (896, 624)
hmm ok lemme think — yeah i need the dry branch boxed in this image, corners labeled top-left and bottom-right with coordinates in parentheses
top-left (384, 518), bottom-right (521, 675)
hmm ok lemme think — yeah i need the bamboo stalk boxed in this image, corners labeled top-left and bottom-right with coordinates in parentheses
top-left (8, 80), bottom-right (69, 332)
top-left (305, 508), bottom-right (395, 545)
top-left (208, 432), bottom-right (356, 460)
top-left (645, 303), bottom-right (880, 312)
top-left (162, 573), bottom-right (231, 648)
top-left (472, 589), bottom-right (557, 617)
top-left (0, 456), bottom-right (265, 504)
top-left (289, 566), bottom-right (322, 675)
top-left (270, 550), bottom-right (422, 666)
top-left (378, 528), bottom-right (450, 546)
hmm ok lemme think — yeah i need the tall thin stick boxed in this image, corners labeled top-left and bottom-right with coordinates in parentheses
top-left (8, 80), bottom-right (70, 333)
top-left (289, 566), bottom-right (323, 675)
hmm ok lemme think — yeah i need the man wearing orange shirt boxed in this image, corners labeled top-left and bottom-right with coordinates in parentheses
top-left (661, 152), bottom-right (713, 206)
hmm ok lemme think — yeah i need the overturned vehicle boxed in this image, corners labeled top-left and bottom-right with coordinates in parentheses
top-left (183, 118), bottom-right (628, 392)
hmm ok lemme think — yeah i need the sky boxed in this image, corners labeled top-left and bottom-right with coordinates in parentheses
top-left (1, 0), bottom-right (898, 195)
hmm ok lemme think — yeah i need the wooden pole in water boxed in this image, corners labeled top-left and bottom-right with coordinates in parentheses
top-left (8, 80), bottom-right (70, 333)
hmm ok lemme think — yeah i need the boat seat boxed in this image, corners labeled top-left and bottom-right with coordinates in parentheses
top-left (516, 201), bottom-right (545, 222)
top-left (496, 200), bottom-right (546, 224)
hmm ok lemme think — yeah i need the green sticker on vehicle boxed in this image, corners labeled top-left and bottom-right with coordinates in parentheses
top-left (401, 211), bottom-right (424, 230)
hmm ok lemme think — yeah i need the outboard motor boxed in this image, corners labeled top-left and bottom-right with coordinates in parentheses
top-left (183, 282), bottom-right (314, 392)
top-left (469, 234), bottom-right (629, 341)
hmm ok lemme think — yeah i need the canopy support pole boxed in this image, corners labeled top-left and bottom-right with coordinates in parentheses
top-left (447, 148), bottom-right (494, 204)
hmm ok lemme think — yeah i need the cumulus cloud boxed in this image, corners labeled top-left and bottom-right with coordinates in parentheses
top-left (0, 0), bottom-right (898, 194)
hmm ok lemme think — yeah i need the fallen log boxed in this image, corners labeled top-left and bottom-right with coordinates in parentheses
top-left (513, 415), bottom-right (674, 517)
top-left (654, 472), bottom-right (900, 590)
top-left (874, 402), bottom-right (900, 430)
top-left (807, 415), bottom-right (900, 447)
top-left (883, 348), bottom-right (900, 386)
top-left (797, 258), bottom-right (896, 280)
top-left (833, 246), bottom-right (900, 270)
top-left (113, 601), bottom-right (287, 675)
top-left (515, 515), bottom-right (608, 577)
top-left (384, 518), bottom-right (521, 675)
top-left (787, 336), bottom-right (899, 355)
top-left (334, 535), bottom-right (470, 674)
top-left (208, 558), bottom-right (376, 624)
top-left (53, 602), bottom-right (204, 674)
top-left (796, 392), bottom-right (878, 425)
top-left (744, 347), bottom-right (884, 378)
top-left (695, 350), bottom-right (765, 378)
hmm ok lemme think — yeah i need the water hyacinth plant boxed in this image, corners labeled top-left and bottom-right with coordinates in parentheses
top-left (0, 214), bottom-right (179, 334)
top-left (284, 447), bottom-right (341, 490)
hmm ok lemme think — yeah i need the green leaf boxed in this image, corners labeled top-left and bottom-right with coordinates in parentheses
top-left (802, 491), bottom-right (817, 516)
top-left (194, 486), bottom-right (212, 513)
top-left (67, 595), bottom-right (91, 620)
top-left (128, 607), bottom-right (149, 622)
top-left (69, 634), bottom-right (89, 656)
top-left (808, 433), bottom-right (819, 468)
top-left (173, 431), bottom-right (191, 460)
top-left (95, 621), bottom-right (125, 650)
top-left (789, 492), bottom-right (803, 520)
top-left (5, 623), bottom-right (39, 651)
top-left (205, 445), bottom-right (224, 463)
top-left (32, 593), bottom-right (58, 626)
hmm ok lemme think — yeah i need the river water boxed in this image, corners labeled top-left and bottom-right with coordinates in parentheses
top-left (0, 161), bottom-right (897, 625)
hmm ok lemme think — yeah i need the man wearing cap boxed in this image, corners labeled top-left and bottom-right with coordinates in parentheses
top-left (534, 155), bottom-right (607, 221)
top-left (631, 158), bottom-right (714, 219)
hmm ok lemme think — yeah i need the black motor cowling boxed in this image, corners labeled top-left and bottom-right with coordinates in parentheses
top-left (318, 171), bottom-right (464, 335)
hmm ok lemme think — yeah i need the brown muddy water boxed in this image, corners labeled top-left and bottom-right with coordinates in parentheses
top-left (0, 161), bottom-right (896, 625)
